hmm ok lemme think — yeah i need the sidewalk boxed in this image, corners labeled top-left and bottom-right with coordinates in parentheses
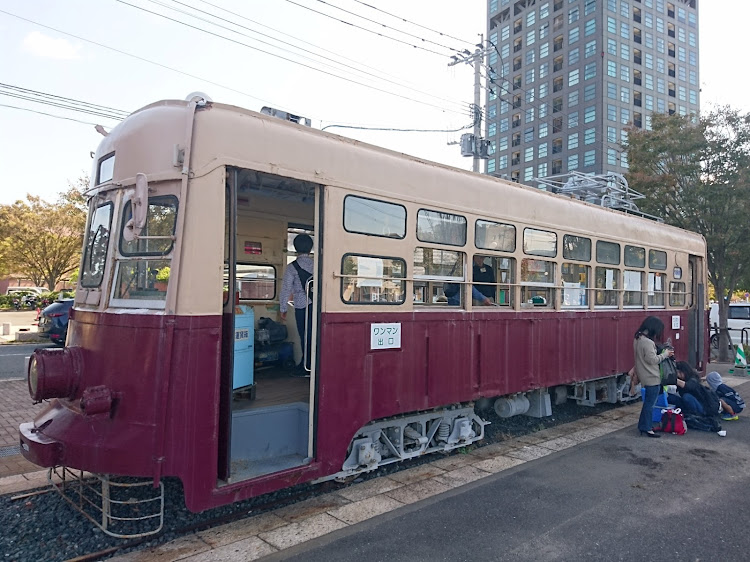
top-left (0, 309), bottom-right (44, 343)
top-left (0, 379), bottom-right (46, 483)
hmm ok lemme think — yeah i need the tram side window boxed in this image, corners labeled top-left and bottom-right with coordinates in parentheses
top-left (595, 266), bottom-right (619, 306)
top-left (521, 258), bottom-right (555, 307)
top-left (475, 219), bottom-right (516, 252)
top-left (624, 244), bottom-right (645, 268)
top-left (562, 234), bottom-right (591, 261)
top-left (623, 270), bottom-right (643, 306)
top-left (669, 281), bottom-right (686, 306)
top-left (80, 202), bottom-right (113, 288)
top-left (113, 259), bottom-right (171, 302)
top-left (120, 196), bottom-right (178, 256)
top-left (414, 247), bottom-right (463, 306)
top-left (649, 249), bottom-right (667, 270)
top-left (341, 254), bottom-right (406, 304)
top-left (596, 240), bottom-right (620, 265)
top-left (417, 209), bottom-right (467, 246)
top-left (524, 228), bottom-right (557, 257)
top-left (561, 263), bottom-right (589, 307)
top-left (343, 195), bottom-right (406, 239)
top-left (114, 196), bottom-right (178, 306)
top-left (648, 272), bottom-right (666, 307)
top-left (237, 264), bottom-right (276, 300)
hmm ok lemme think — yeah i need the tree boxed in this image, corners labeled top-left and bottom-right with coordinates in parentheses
top-left (0, 177), bottom-right (88, 291)
top-left (626, 108), bottom-right (750, 361)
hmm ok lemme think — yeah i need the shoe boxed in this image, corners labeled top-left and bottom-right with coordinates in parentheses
top-left (721, 414), bottom-right (739, 421)
top-left (640, 430), bottom-right (661, 438)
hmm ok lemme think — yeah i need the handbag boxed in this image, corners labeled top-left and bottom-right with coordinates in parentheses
top-left (659, 356), bottom-right (678, 385)
top-left (659, 408), bottom-right (686, 435)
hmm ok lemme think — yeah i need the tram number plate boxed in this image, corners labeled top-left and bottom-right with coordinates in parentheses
top-left (370, 323), bottom-right (401, 350)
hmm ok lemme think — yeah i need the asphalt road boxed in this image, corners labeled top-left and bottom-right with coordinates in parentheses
top-left (0, 343), bottom-right (53, 381)
top-left (268, 416), bottom-right (750, 562)
top-left (0, 311), bottom-right (52, 380)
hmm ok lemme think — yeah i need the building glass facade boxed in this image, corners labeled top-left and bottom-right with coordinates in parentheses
top-left (485, 0), bottom-right (699, 185)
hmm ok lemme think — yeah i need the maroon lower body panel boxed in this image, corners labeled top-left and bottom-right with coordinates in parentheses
top-left (20, 308), bottom-right (692, 512)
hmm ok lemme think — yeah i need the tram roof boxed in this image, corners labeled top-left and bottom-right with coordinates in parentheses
top-left (105, 99), bottom-right (705, 256)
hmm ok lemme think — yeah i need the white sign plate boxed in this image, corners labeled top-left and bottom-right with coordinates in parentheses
top-left (370, 323), bottom-right (401, 350)
top-left (671, 315), bottom-right (680, 330)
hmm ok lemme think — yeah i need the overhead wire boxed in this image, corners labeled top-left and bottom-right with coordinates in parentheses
top-left (0, 83), bottom-right (129, 119)
top-left (115, 0), bottom-right (471, 117)
top-left (351, 0), bottom-right (475, 45)
top-left (153, 0), bottom-right (470, 115)
top-left (304, 0), bottom-right (467, 53)
top-left (0, 103), bottom-right (102, 126)
top-left (0, 86), bottom-right (128, 121)
top-left (193, 0), bottom-right (466, 103)
top-left (283, 0), bottom-right (450, 57)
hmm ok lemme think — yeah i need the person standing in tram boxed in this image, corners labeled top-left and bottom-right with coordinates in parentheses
top-left (633, 316), bottom-right (673, 438)
top-left (472, 255), bottom-right (495, 306)
top-left (280, 234), bottom-right (313, 377)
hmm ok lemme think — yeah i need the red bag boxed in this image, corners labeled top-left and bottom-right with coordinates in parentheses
top-left (659, 408), bottom-right (686, 435)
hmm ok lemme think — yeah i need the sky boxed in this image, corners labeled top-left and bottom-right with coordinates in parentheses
top-left (0, 0), bottom-right (746, 205)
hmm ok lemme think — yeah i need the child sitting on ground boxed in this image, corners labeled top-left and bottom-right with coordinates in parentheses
top-left (706, 372), bottom-right (745, 421)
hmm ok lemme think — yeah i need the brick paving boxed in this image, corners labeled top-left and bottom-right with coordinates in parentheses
top-left (0, 379), bottom-right (45, 478)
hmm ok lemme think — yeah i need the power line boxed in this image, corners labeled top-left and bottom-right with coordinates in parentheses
top-left (284, 0), bottom-right (450, 57)
top-left (351, 0), bottom-right (475, 45)
top-left (305, 0), bottom-right (467, 53)
top-left (194, 0), bottom-right (460, 102)
top-left (0, 87), bottom-right (128, 121)
top-left (152, 0), bottom-right (469, 114)
top-left (0, 8), bottom-right (283, 112)
top-left (115, 0), bottom-right (470, 116)
top-left (0, 83), bottom-right (129, 118)
top-left (0, 103), bottom-right (102, 126)
top-left (321, 122), bottom-right (473, 133)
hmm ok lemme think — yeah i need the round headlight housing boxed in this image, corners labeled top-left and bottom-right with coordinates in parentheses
top-left (27, 347), bottom-right (82, 402)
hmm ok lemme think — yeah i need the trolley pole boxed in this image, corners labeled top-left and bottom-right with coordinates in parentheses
top-left (449, 34), bottom-right (488, 174)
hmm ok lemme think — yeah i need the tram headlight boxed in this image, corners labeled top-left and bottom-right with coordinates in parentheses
top-left (27, 356), bottom-right (39, 399)
top-left (27, 347), bottom-right (83, 402)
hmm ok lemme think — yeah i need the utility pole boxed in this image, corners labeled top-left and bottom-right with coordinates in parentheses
top-left (449, 34), bottom-right (488, 173)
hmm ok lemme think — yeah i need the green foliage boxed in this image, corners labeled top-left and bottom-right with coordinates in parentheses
top-left (626, 107), bottom-right (750, 361)
top-left (0, 177), bottom-right (88, 290)
top-left (156, 266), bottom-right (170, 282)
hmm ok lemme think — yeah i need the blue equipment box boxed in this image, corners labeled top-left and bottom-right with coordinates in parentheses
top-left (233, 305), bottom-right (254, 390)
top-left (641, 388), bottom-right (670, 423)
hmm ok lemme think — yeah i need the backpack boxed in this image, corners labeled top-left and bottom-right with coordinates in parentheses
top-left (683, 413), bottom-right (722, 433)
top-left (659, 357), bottom-right (678, 385)
top-left (291, 261), bottom-right (313, 303)
top-left (658, 409), bottom-right (686, 435)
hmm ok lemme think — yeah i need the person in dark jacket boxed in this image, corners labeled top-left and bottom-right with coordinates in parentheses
top-left (472, 255), bottom-right (495, 305)
top-left (706, 371), bottom-right (745, 421)
top-left (668, 361), bottom-right (720, 417)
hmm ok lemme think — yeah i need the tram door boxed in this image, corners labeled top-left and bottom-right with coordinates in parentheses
top-left (218, 167), bottom-right (320, 483)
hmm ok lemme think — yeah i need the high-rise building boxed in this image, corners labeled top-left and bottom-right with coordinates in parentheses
top-left (484, 0), bottom-right (699, 186)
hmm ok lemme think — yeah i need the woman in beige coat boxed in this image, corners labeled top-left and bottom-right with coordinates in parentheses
top-left (634, 316), bottom-right (673, 437)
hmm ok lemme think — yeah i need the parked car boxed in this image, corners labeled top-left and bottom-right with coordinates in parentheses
top-left (6, 287), bottom-right (46, 297)
top-left (38, 298), bottom-right (74, 347)
top-left (709, 302), bottom-right (750, 348)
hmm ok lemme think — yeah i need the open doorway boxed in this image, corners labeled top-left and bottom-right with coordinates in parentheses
top-left (218, 167), bottom-right (320, 483)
